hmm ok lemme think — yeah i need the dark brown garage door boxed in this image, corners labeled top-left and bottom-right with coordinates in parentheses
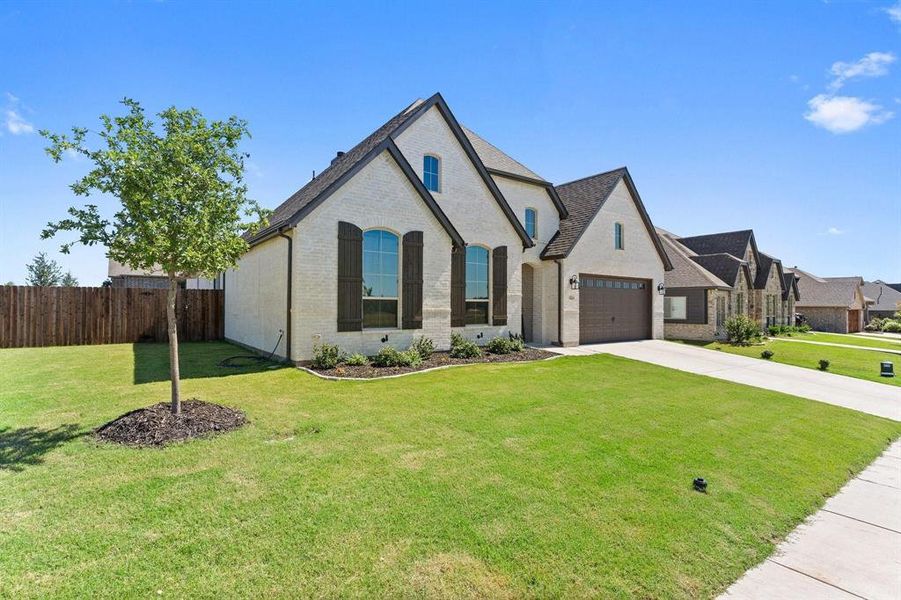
top-left (579, 275), bottom-right (651, 344)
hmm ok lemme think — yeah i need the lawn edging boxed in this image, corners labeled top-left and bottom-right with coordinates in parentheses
top-left (298, 352), bottom-right (565, 381)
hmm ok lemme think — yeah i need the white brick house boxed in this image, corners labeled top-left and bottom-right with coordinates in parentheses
top-left (224, 94), bottom-right (672, 362)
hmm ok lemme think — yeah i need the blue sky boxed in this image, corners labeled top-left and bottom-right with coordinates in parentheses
top-left (1, 0), bottom-right (899, 285)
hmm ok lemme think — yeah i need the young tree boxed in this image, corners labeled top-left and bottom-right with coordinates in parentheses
top-left (25, 252), bottom-right (63, 286)
top-left (61, 272), bottom-right (79, 287)
top-left (41, 99), bottom-right (267, 414)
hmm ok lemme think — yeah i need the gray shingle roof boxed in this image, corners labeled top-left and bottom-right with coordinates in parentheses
top-left (678, 230), bottom-right (755, 261)
top-left (862, 281), bottom-right (901, 312)
top-left (541, 168), bottom-right (626, 259)
top-left (658, 232), bottom-right (728, 288)
top-left (690, 253), bottom-right (747, 288)
top-left (461, 126), bottom-right (546, 182)
top-left (794, 269), bottom-right (863, 308)
top-left (782, 272), bottom-right (800, 301)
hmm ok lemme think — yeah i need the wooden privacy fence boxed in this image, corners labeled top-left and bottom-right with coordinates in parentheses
top-left (0, 286), bottom-right (224, 348)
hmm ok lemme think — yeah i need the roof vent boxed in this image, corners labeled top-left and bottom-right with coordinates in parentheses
top-left (330, 151), bottom-right (345, 166)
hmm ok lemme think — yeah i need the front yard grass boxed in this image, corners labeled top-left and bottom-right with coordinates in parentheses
top-left (772, 331), bottom-right (901, 351)
top-left (698, 339), bottom-right (901, 386)
top-left (1, 342), bottom-right (899, 598)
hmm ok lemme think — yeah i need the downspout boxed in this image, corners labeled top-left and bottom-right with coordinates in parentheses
top-left (556, 259), bottom-right (564, 346)
top-left (277, 229), bottom-right (293, 363)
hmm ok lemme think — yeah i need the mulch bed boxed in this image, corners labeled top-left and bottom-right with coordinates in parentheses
top-left (95, 400), bottom-right (247, 447)
top-left (309, 348), bottom-right (558, 379)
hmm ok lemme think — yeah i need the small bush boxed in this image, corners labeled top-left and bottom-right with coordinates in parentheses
top-left (508, 333), bottom-right (525, 352)
top-left (767, 325), bottom-right (781, 337)
top-left (725, 315), bottom-right (761, 345)
top-left (344, 353), bottom-right (368, 366)
top-left (798, 324), bottom-right (811, 333)
top-left (409, 336), bottom-right (435, 360)
top-left (449, 335), bottom-right (481, 358)
top-left (311, 344), bottom-right (342, 369)
top-left (882, 320), bottom-right (901, 333)
top-left (865, 317), bottom-right (884, 332)
top-left (761, 349), bottom-right (774, 360)
top-left (487, 336), bottom-right (514, 354)
top-left (818, 359), bottom-right (830, 371)
top-left (371, 347), bottom-right (402, 367)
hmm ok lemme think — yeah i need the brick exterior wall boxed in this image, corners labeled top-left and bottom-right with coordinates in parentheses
top-left (800, 306), bottom-right (850, 333)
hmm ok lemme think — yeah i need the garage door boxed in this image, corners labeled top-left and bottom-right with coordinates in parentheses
top-left (579, 275), bottom-right (651, 343)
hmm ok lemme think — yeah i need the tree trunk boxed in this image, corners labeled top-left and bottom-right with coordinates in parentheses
top-left (167, 276), bottom-right (182, 415)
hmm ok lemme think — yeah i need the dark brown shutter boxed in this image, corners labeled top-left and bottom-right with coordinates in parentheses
top-left (337, 221), bottom-right (362, 332)
top-left (402, 231), bottom-right (423, 329)
top-left (492, 246), bottom-right (507, 326)
top-left (451, 245), bottom-right (466, 327)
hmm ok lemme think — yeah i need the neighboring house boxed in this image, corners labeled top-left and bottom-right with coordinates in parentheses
top-left (657, 228), bottom-right (796, 340)
top-left (862, 280), bottom-right (901, 320)
top-left (108, 259), bottom-right (219, 290)
top-left (223, 93), bottom-right (673, 363)
top-left (792, 268), bottom-right (868, 333)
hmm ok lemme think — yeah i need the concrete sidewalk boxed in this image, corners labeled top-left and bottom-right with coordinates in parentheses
top-left (544, 340), bottom-right (901, 421)
top-left (771, 336), bottom-right (901, 356)
top-left (720, 440), bottom-right (901, 599)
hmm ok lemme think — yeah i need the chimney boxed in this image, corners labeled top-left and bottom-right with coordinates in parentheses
top-left (330, 151), bottom-right (345, 166)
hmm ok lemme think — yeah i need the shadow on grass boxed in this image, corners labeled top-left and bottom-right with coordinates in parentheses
top-left (0, 424), bottom-right (84, 472)
top-left (133, 341), bottom-right (288, 384)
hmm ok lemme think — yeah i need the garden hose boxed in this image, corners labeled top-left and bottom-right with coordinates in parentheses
top-left (218, 330), bottom-right (284, 368)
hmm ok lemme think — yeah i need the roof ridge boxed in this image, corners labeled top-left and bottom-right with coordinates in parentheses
top-left (556, 166), bottom-right (628, 189)
top-left (678, 228), bottom-right (753, 240)
top-left (460, 125), bottom-right (546, 182)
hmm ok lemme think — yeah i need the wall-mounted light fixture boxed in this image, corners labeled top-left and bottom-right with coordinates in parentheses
top-left (657, 282), bottom-right (666, 295)
top-left (569, 275), bottom-right (580, 290)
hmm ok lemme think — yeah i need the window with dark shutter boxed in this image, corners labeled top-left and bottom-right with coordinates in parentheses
top-left (492, 246), bottom-right (507, 326)
top-left (451, 245), bottom-right (466, 327)
top-left (402, 231), bottom-right (423, 329)
top-left (337, 221), bottom-right (363, 332)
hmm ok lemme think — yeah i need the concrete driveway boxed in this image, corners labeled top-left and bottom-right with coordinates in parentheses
top-left (547, 340), bottom-right (901, 421)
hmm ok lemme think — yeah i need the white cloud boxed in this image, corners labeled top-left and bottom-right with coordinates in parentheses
top-left (4, 109), bottom-right (34, 134)
top-left (826, 227), bottom-right (844, 235)
top-left (804, 94), bottom-right (893, 133)
top-left (885, 1), bottom-right (901, 23)
top-left (2, 92), bottom-right (35, 135)
top-left (829, 52), bottom-right (895, 91)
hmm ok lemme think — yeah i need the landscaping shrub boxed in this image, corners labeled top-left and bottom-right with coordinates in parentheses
top-left (818, 359), bottom-right (830, 371)
top-left (409, 336), bottom-right (435, 360)
top-left (798, 324), bottom-right (811, 333)
top-left (344, 353), bottom-right (368, 366)
top-left (508, 333), bottom-right (525, 352)
top-left (450, 333), bottom-right (481, 359)
top-left (882, 320), bottom-right (901, 333)
top-left (761, 349), bottom-right (774, 360)
top-left (767, 325), bottom-right (781, 337)
top-left (311, 344), bottom-right (342, 369)
top-left (372, 347), bottom-right (423, 368)
top-left (864, 317), bottom-right (884, 332)
top-left (487, 336), bottom-right (514, 354)
top-left (724, 315), bottom-right (761, 345)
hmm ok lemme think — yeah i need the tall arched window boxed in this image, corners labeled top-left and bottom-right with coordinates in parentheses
top-left (465, 246), bottom-right (489, 324)
top-left (524, 208), bottom-right (537, 239)
top-left (423, 155), bottom-right (441, 192)
top-left (362, 229), bottom-right (398, 328)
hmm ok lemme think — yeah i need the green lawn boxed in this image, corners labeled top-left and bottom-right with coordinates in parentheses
top-left (1, 342), bottom-right (898, 598)
top-left (773, 331), bottom-right (901, 351)
top-left (697, 339), bottom-right (901, 386)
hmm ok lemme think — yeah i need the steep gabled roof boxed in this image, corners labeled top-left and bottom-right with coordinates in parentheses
top-left (461, 125), bottom-right (546, 182)
top-left (754, 251), bottom-right (786, 290)
top-left (783, 271), bottom-right (800, 301)
top-left (690, 253), bottom-right (751, 288)
top-left (541, 168), bottom-right (673, 270)
top-left (794, 269), bottom-right (863, 308)
top-left (657, 231), bottom-right (729, 288)
top-left (678, 229), bottom-right (758, 265)
top-left (251, 93), bottom-right (532, 248)
top-left (862, 280), bottom-right (901, 312)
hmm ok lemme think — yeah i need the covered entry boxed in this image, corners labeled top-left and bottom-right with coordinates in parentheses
top-left (579, 274), bottom-right (651, 343)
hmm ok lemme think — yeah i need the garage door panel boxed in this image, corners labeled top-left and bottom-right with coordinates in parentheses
top-left (579, 275), bottom-right (651, 344)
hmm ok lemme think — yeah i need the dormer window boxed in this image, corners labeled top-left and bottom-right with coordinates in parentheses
top-left (614, 222), bottom-right (624, 250)
top-left (524, 208), bottom-right (537, 239)
top-left (423, 155), bottom-right (440, 193)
